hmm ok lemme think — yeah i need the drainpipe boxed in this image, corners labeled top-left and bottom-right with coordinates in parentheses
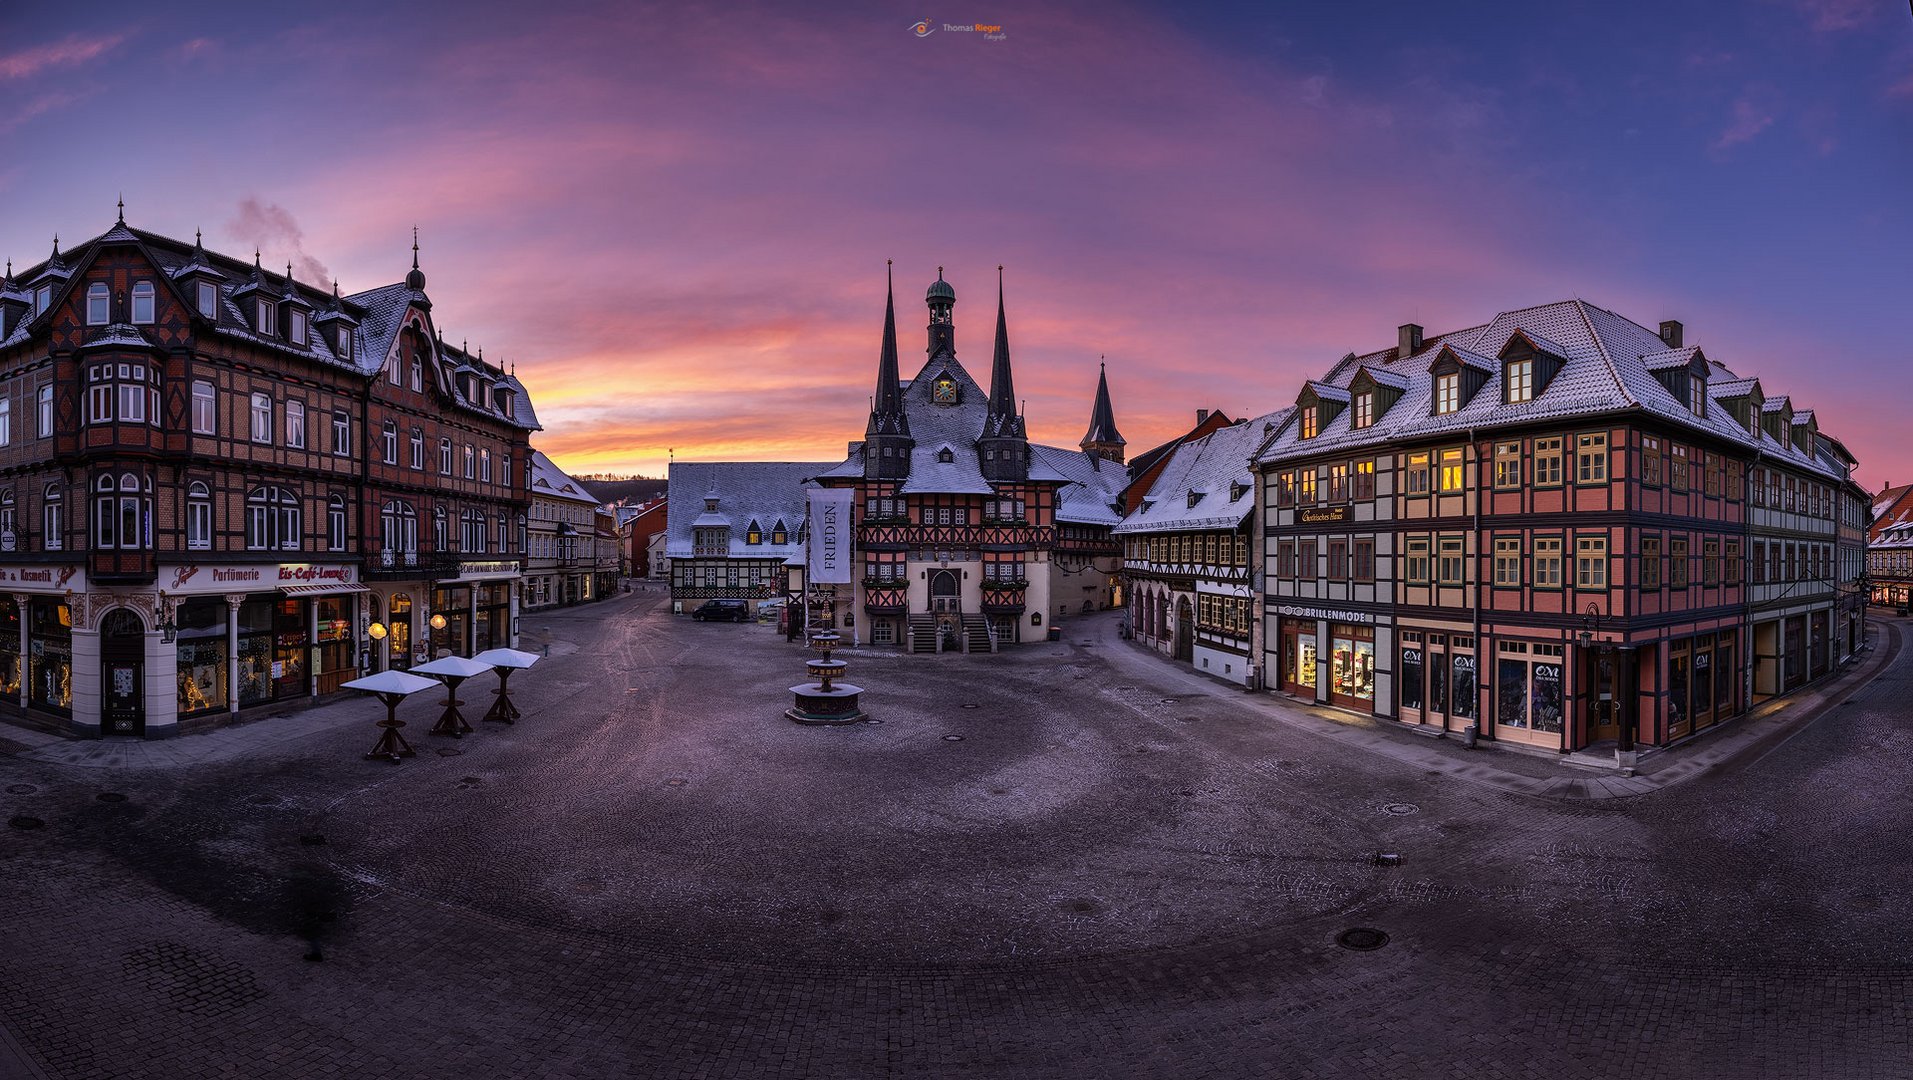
top-left (1468, 428), bottom-right (1482, 744)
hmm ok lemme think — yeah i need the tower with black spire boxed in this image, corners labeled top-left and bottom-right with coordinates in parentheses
top-left (978, 267), bottom-right (1029, 482)
top-left (864, 261), bottom-right (914, 480)
top-left (1080, 361), bottom-right (1126, 465)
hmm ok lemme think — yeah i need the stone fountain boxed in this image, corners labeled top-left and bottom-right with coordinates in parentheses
top-left (786, 630), bottom-right (867, 725)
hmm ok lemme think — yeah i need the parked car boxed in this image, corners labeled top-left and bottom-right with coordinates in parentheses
top-left (692, 599), bottom-right (751, 622)
top-left (756, 598), bottom-right (788, 619)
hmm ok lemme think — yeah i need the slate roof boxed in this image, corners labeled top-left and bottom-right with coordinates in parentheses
top-left (529, 451), bottom-right (600, 507)
top-left (0, 221), bottom-right (542, 431)
top-left (1255, 299), bottom-right (1847, 483)
top-left (1031, 443), bottom-right (1127, 526)
top-left (664, 461), bottom-right (834, 559)
top-left (1115, 409), bottom-right (1291, 534)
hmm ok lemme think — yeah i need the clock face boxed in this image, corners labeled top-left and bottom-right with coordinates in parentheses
top-left (933, 378), bottom-right (957, 404)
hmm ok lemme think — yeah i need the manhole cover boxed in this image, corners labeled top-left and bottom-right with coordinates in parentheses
top-left (1382, 803), bottom-right (1419, 816)
top-left (5, 784), bottom-right (36, 795)
top-left (664, 778), bottom-right (688, 788)
top-left (97, 792), bottom-right (128, 803)
top-left (435, 748), bottom-right (463, 758)
top-left (9, 815), bottom-right (45, 830)
top-left (942, 734), bottom-right (965, 742)
top-left (961, 703), bottom-right (980, 709)
top-left (1337, 928), bottom-right (1389, 951)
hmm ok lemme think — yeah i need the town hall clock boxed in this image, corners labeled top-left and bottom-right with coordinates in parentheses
top-left (933, 376), bottom-right (958, 404)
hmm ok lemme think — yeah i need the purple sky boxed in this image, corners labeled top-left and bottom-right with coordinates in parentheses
top-left (2, 1), bottom-right (1909, 486)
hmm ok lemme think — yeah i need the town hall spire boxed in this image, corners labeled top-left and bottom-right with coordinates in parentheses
top-left (978, 266), bottom-right (1029, 482)
top-left (1080, 360), bottom-right (1126, 465)
top-left (864, 260), bottom-right (914, 481)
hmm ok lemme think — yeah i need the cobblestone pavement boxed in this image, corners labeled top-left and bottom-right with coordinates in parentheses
top-left (2, 591), bottom-right (1909, 1078)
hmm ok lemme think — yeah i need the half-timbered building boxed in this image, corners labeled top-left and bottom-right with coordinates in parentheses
top-left (0, 215), bottom-right (537, 737)
top-left (1254, 301), bottom-right (1859, 755)
top-left (808, 269), bottom-right (1126, 652)
top-left (1115, 412), bottom-right (1283, 686)
top-left (664, 461), bottom-right (826, 613)
top-left (524, 450), bottom-right (605, 609)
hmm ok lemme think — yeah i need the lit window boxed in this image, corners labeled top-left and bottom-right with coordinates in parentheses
top-left (1299, 405), bottom-right (1318, 439)
top-left (1439, 448), bottom-right (1464, 492)
top-left (480, 448), bottom-right (492, 483)
top-left (1351, 392), bottom-right (1372, 429)
top-left (86, 282), bottom-right (109, 325)
top-left (1433, 373), bottom-right (1459, 414)
top-left (131, 281), bottom-right (155, 324)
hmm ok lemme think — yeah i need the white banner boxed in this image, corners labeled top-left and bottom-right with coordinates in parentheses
top-left (806, 487), bottom-right (854, 584)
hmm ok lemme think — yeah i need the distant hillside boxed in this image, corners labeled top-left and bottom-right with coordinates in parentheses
top-left (575, 476), bottom-right (667, 505)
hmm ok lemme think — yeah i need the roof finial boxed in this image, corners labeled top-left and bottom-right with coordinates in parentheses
top-left (412, 226), bottom-right (419, 269)
top-left (332, 279), bottom-right (340, 299)
top-left (286, 261), bottom-right (294, 285)
top-left (116, 194), bottom-right (124, 223)
top-left (51, 235), bottom-right (59, 258)
top-left (937, 265), bottom-right (944, 280)
top-left (195, 228), bottom-right (202, 246)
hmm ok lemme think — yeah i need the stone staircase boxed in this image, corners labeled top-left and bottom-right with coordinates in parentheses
top-left (961, 614), bottom-right (995, 653)
top-left (907, 614), bottom-right (938, 654)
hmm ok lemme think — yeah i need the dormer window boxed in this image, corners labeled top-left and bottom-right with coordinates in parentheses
top-left (197, 281), bottom-right (219, 319)
top-left (34, 285), bottom-right (50, 315)
top-left (1299, 405), bottom-right (1318, 439)
top-left (1434, 373), bottom-right (1460, 414)
top-left (1230, 482), bottom-right (1247, 502)
top-left (1689, 376), bottom-right (1706, 416)
top-left (1351, 392), bottom-right (1373, 429)
top-left (337, 326), bottom-right (352, 360)
top-left (86, 283), bottom-right (109, 325)
top-left (131, 281), bottom-right (155, 324)
top-left (746, 520), bottom-right (763, 545)
top-left (1188, 490), bottom-right (1203, 508)
top-left (772, 520), bottom-right (788, 544)
top-left (937, 448), bottom-right (954, 463)
top-left (288, 308), bottom-right (308, 347)
top-left (704, 496), bottom-right (719, 512)
top-left (256, 300), bottom-right (276, 336)
top-left (1505, 358), bottom-right (1533, 403)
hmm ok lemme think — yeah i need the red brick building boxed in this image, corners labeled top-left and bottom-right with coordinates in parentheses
top-left (0, 215), bottom-right (538, 737)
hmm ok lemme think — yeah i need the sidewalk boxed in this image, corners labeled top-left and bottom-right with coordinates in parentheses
top-left (1091, 614), bottom-right (1902, 802)
top-left (0, 590), bottom-right (639, 771)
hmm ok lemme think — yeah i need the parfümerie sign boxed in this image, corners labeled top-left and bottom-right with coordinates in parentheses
top-left (807, 488), bottom-right (853, 584)
top-left (161, 563), bottom-right (359, 594)
top-left (1275, 604), bottom-right (1376, 624)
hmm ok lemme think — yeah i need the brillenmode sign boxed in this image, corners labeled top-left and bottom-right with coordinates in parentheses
top-left (1275, 604), bottom-right (1375, 625)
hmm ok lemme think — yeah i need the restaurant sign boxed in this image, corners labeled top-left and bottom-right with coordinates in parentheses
top-left (161, 563), bottom-right (360, 595)
top-left (1297, 505), bottom-right (1352, 525)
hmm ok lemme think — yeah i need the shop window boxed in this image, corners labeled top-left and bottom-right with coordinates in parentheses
top-left (175, 599), bottom-right (229, 716)
top-left (1450, 652), bottom-right (1477, 720)
top-left (28, 599), bottom-right (72, 714)
top-left (1400, 645), bottom-right (1423, 711)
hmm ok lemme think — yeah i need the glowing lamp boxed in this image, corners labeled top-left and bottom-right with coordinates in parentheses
top-left (367, 622), bottom-right (388, 640)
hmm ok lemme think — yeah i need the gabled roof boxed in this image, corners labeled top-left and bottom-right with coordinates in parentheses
top-left (529, 451), bottom-right (600, 506)
top-left (1115, 411), bottom-right (1285, 534)
top-left (1032, 443), bottom-right (1126, 526)
top-left (664, 461), bottom-right (835, 559)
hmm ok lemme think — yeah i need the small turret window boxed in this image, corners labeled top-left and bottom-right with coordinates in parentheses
top-left (937, 448), bottom-right (954, 464)
top-left (746, 520), bottom-right (763, 545)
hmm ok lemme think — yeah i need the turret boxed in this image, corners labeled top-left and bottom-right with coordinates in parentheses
top-left (864, 261), bottom-right (914, 480)
top-left (1080, 361), bottom-right (1126, 465)
top-left (978, 267), bottom-right (1028, 482)
top-left (926, 268), bottom-right (955, 357)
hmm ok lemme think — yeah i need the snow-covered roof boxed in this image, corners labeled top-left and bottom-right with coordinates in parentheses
top-left (529, 451), bottom-right (599, 506)
top-left (1254, 299), bottom-right (1848, 483)
top-left (1031, 443), bottom-right (1127, 526)
top-left (1115, 410), bottom-right (1289, 534)
top-left (664, 461), bottom-right (833, 559)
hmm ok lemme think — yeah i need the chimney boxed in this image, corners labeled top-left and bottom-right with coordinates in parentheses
top-left (1196, 409), bottom-right (1210, 426)
top-left (1660, 320), bottom-right (1683, 348)
top-left (1398, 323), bottom-right (1423, 359)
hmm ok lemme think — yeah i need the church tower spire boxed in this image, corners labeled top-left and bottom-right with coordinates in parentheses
top-left (1080, 359), bottom-right (1126, 465)
top-left (864, 261), bottom-right (914, 481)
top-left (978, 266), bottom-right (1029, 482)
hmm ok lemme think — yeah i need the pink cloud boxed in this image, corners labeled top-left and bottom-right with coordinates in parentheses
top-left (221, 198), bottom-right (331, 287)
top-left (1794, 0), bottom-right (1874, 32)
top-left (1712, 98), bottom-right (1774, 151)
top-left (1, 90), bottom-right (90, 133)
top-left (0, 33), bottom-right (124, 79)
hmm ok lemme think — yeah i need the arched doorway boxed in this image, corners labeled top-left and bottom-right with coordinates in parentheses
top-left (930, 570), bottom-right (960, 650)
top-left (1174, 597), bottom-right (1194, 662)
top-left (100, 607), bottom-right (145, 737)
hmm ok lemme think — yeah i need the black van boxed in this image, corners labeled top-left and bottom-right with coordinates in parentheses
top-left (691, 598), bottom-right (751, 622)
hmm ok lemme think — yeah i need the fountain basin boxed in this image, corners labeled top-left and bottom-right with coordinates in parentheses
top-left (786, 682), bottom-right (867, 725)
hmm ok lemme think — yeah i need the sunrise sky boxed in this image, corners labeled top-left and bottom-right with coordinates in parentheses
top-left (1, 2), bottom-right (1908, 486)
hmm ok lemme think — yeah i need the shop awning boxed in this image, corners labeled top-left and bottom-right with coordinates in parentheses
top-left (280, 583), bottom-right (372, 596)
top-left (440, 571), bottom-right (520, 584)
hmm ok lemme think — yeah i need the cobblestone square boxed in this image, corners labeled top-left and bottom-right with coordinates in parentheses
top-left (3, 589), bottom-right (1909, 1078)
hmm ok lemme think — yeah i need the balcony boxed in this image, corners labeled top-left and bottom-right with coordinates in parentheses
top-left (362, 550), bottom-right (460, 582)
